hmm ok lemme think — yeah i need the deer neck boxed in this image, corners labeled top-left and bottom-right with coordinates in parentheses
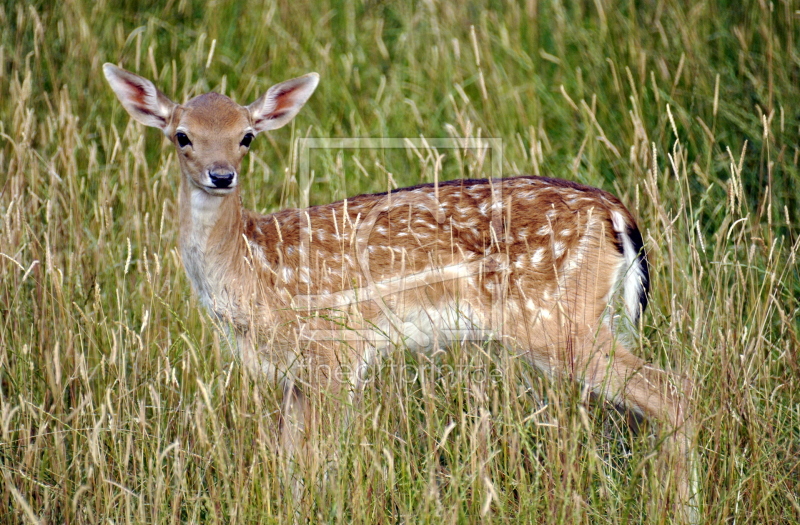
top-left (178, 174), bottom-right (247, 312)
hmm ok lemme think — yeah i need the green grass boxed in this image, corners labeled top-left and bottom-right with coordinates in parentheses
top-left (1, 0), bottom-right (799, 523)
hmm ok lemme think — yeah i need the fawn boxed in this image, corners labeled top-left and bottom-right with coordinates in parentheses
top-left (104, 64), bottom-right (695, 517)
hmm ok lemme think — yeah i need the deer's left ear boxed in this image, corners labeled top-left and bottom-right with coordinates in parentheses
top-left (247, 73), bottom-right (319, 133)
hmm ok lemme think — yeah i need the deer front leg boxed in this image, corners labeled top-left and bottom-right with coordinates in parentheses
top-left (279, 338), bottom-right (368, 456)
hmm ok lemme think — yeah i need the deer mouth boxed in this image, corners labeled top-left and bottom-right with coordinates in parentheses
top-left (203, 185), bottom-right (236, 196)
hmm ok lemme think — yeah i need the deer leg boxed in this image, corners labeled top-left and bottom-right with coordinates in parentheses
top-left (279, 338), bottom-right (367, 450)
top-left (571, 325), bottom-right (697, 522)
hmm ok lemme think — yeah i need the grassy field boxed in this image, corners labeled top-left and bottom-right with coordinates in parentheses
top-left (1, 0), bottom-right (799, 523)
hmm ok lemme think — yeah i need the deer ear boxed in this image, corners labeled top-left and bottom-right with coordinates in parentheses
top-left (103, 63), bottom-right (176, 131)
top-left (247, 73), bottom-right (319, 133)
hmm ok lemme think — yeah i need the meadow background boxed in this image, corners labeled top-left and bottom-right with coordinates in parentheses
top-left (1, 0), bottom-right (799, 523)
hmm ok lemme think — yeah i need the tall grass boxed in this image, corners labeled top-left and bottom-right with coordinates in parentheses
top-left (1, 0), bottom-right (798, 523)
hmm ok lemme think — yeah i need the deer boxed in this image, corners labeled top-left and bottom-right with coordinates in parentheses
top-left (103, 64), bottom-right (696, 518)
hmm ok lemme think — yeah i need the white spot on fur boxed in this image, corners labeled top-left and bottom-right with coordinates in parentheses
top-left (249, 242), bottom-right (269, 268)
top-left (530, 248), bottom-right (545, 266)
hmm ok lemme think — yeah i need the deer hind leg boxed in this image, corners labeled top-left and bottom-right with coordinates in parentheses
top-left (569, 325), bottom-right (696, 520)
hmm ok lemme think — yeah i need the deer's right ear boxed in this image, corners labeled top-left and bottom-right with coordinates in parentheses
top-left (103, 63), bottom-right (176, 132)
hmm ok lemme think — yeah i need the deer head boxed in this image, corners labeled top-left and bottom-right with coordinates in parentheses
top-left (103, 63), bottom-right (319, 196)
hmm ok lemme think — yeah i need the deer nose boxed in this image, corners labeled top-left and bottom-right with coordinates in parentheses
top-left (209, 169), bottom-right (236, 189)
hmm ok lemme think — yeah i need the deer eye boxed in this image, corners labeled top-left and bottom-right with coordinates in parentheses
top-left (175, 132), bottom-right (192, 148)
top-left (240, 133), bottom-right (254, 148)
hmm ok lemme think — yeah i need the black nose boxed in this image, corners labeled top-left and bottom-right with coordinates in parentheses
top-left (209, 170), bottom-right (235, 189)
